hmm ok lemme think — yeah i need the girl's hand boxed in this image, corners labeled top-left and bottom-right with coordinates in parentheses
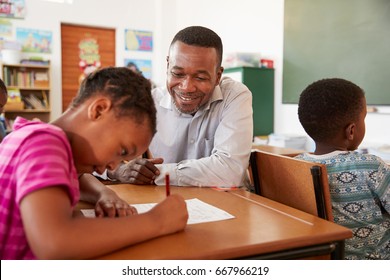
top-left (149, 194), bottom-right (188, 234)
top-left (94, 188), bottom-right (137, 218)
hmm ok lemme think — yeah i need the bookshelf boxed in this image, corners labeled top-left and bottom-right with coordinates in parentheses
top-left (0, 62), bottom-right (51, 130)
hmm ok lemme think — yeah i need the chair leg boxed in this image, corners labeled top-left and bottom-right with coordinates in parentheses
top-left (331, 240), bottom-right (345, 260)
top-left (311, 166), bottom-right (327, 219)
top-left (250, 153), bottom-right (261, 195)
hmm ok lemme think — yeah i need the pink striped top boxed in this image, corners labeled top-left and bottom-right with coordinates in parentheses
top-left (0, 117), bottom-right (80, 259)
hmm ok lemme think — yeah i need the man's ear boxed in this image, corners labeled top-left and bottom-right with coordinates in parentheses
top-left (215, 66), bottom-right (224, 85)
top-left (345, 122), bottom-right (356, 141)
top-left (88, 97), bottom-right (112, 121)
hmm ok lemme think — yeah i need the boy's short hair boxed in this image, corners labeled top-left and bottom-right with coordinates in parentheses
top-left (298, 78), bottom-right (365, 142)
top-left (71, 67), bottom-right (156, 133)
top-left (170, 26), bottom-right (223, 67)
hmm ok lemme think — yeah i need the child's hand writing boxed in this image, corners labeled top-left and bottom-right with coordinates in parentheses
top-left (94, 188), bottom-right (137, 218)
top-left (148, 194), bottom-right (188, 235)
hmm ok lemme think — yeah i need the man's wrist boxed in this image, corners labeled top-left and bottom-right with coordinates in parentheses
top-left (106, 169), bottom-right (118, 181)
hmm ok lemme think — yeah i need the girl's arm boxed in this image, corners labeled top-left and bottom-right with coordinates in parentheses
top-left (78, 173), bottom-right (136, 217)
top-left (20, 185), bottom-right (188, 259)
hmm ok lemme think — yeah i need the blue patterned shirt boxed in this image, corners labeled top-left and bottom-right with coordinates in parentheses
top-left (296, 150), bottom-right (390, 260)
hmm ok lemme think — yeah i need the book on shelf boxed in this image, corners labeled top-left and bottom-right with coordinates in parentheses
top-left (5, 88), bottom-right (24, 110)
top-left (7, 88), bottom-right (21, 103)
top-left (20, 58), bottom-right (50, 66)
top-left (23, 94), bottom-right (47, 110)
top-left (2, 66), bottom-right (49, 88)
top-left (33, 72), bottom-right (49, 87)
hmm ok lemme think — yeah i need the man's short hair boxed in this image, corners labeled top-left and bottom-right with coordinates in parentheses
top-left (170, 26), bottom-right (223, 67)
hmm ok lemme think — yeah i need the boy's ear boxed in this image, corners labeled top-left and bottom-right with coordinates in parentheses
top-left (88, 97), bottom-right (112, 120)
top-left (345, 123), bottom-right (356, 141)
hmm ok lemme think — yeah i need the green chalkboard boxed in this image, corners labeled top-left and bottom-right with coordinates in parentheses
top-left (283, 0), bottom-right (390, 105)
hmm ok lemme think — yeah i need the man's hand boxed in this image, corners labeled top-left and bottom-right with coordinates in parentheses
top-left (108, 158), bottom-right (163, 184)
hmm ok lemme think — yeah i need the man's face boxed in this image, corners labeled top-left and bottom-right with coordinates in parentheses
top-left (166, 41), bottom-right (223, 115)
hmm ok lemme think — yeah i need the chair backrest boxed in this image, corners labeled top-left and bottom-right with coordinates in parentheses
top-left (250, 150), bottom-right (333, 221)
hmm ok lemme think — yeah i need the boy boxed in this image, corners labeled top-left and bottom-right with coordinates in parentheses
top-left (296, 78), bottom-right (389, 260)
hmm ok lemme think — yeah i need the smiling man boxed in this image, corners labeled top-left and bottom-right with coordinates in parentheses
top-left (107, 26), bottom-right (253, 187)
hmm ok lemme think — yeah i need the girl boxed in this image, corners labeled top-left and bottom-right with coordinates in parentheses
top-left (0, 67), bottom-right (188, 259)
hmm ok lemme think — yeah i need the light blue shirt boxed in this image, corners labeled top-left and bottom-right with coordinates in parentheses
top-left (151, 77), bottom-right (253, 187)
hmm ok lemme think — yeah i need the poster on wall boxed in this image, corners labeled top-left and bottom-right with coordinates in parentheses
top-left (16, 27), bottom-right (52, 53)
top-left (0, 19), bottom-right (12, 36)
top-left (125, 29), bottom-right (153, 52)
top-left (124, 58), bottom-right (152, 79)
top-left (78, 35), bottom-right (101, 84)
top-left (0, 0), bottom-right (26, 19)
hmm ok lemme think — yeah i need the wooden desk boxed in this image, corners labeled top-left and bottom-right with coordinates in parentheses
top-left (252, 144), bottom-right (305, 156)
top-left (79, 185), bottom-right (352, 260)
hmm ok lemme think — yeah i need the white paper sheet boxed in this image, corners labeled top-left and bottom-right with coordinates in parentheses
top-left (80, 198), bottom-right (235, 224)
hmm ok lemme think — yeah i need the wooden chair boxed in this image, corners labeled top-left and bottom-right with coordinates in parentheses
top-left (249, 150), bottom-right (333, 221)
top-left (248, 150), bottom-right (352, 259)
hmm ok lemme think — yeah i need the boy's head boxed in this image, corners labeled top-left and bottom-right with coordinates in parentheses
top-left (298, 78), bottom-right (366, 149)
top-left (0, 78), bottom-right (8, 114)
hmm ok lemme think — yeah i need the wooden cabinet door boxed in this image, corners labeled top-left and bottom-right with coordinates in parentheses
top-left (61, 23), bottom-right (115, 112)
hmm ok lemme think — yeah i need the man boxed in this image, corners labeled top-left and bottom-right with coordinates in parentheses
top-left (108, 26), bottom-right (253, 187)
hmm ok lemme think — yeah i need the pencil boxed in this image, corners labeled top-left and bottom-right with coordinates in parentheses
top-left (165, 173), bottom-right (170, 196)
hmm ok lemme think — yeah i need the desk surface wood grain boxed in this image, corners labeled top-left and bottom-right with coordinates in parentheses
top-left (77, 185), bottom-right (352, 260)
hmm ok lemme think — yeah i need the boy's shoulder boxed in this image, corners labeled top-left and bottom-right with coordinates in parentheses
top-left (296, 150), bottom-right (387, 166)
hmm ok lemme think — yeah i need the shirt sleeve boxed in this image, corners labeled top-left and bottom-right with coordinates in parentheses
top-left (15, 131), bottom-right (80, 206)
top-left (375, 158), bottom-right (390, 214)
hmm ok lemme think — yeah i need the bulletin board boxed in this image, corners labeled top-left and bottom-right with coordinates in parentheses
top-left (282, 0), bottom-right (390, 105)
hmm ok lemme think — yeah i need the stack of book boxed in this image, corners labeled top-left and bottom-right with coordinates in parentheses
top-left (23, 94), bottom-right (47, 110)
top-left (20, 58), bottom-right (50, 66)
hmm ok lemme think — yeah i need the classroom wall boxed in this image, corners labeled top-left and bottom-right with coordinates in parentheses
top-left (4, 0), bottom-right (159, 121)
top-left (3, 0), bottom-right (389, 147)
top-left (163, 0), bottom-right (390, 148)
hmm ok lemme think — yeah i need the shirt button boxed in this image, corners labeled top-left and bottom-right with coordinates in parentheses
top-left (190, 139), bottom-right (195, 144)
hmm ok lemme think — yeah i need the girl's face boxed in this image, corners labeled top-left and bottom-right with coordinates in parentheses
top-left (72, 108), bottom-right (153, 174)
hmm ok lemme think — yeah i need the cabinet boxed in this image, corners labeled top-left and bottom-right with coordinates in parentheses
top-left (223, 66), bottom-right (274, 136)
top-left (1, 63), bottom-right (51, 130)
